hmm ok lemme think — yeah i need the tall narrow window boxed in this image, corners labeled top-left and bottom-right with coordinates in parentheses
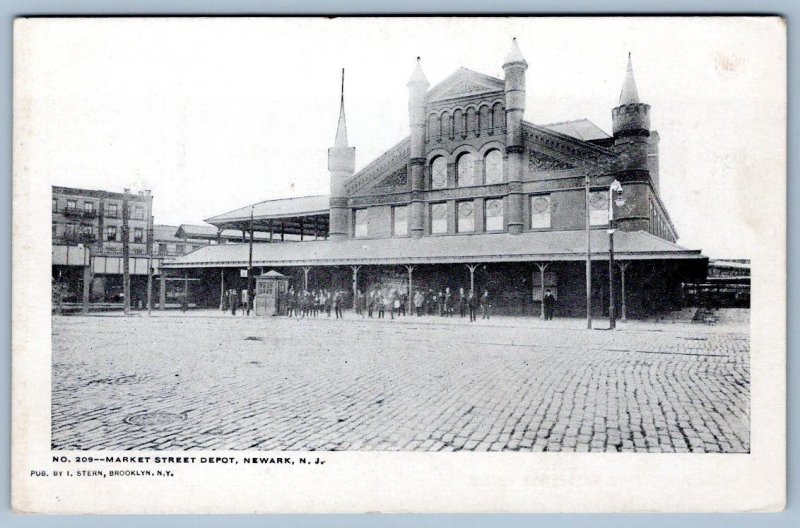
top-left (106, 226), bottom-right (117, 242)
top-left (530, 195), bottom-right (552, 229)
top-left (107, 203), bottom-right (118, 218)
top-left (453, 109), bottom-right (464, 138)
top-left (457, 153), bottom-right (475, 187)
top-left (84, 202), bottom-right (94, 213)
top-left (485, 199), bottom-right (504, 231)
top-left (134, 206), bottom-right (144, 220)
top-left (133, 227), bottom-right (144, 243)
top-left (354, 208), bottom-right (368, 238)
top-left (484, 150), bottom-right (503, 184)
top-left (457, 201), bottom-right (475, 233)
top-left (431, 157), bottom-right (447, 189)
top-left (589, 191), bottom-right (609, 226)
top-left (431, 203), bottom-right (447, 234)
top-left (492, 102), bottom-right (505, 133)
top-left (159, 243), bottom-right (167, 255)
top-left (66, 199), bottom-right (77, 211)
top-left (393, 205), bottom-right (408, 236)
top-left (52, 198), bottom-right (57, 212)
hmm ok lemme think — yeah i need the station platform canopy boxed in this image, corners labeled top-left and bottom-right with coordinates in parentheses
top-left (161, 229), bottom-right (705, 269)
top-left (204, 195), bottom-right (330, 239)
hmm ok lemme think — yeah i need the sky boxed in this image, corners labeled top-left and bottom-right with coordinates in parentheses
top-left (17, 17), bottom-right (786, 258)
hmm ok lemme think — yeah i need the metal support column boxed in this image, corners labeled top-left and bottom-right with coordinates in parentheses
top-left (219, 268), bottom-right (225, 310)
top-left (465, 264), bottom-right (479, 293)
top-left (159, 271), bottom-right (166, 310)
top-left (619, 261), bottom-right (630, 322)
top-left (535, 262), bottom-right (549, 320)
top-left (405, 265), bottom-right (415, 312)
top-left (350, 265), bottom-right (361, 309)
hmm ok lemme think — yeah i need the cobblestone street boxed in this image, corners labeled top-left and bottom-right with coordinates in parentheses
top-left (51, 311), bottom-right (750, 453)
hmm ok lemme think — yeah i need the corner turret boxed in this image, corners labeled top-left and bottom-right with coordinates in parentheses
top-left (503, 38), bottom-right (528, 235)
top-left (408, 58), bottom-right (429, 238)
top-left (328, 69), bottom-right (356, 239)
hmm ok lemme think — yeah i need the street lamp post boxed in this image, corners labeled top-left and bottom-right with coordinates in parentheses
top-left (584, 173), bottom-right (592, 329)
top-left (607, 180), bottom-right (625, 330)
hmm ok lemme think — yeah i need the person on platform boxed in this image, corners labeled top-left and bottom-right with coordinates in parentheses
top-left (368, 290), bottom-right (375, 318)
top-left (301, 289), bottom-right (309, 317)
top-left (399, 291), bottom-right (407, 317)
top-left (444, 287), bottom-right (453, 317)
top-left (467, 290), bottom-right (478, 322)
top-left (389, 291), bottom-right (398, 319)
top-left (458, 287), bottom-right (467, 318)
top-left (325, 289), bottom-right (333, 317)
top-left (377, 293), bottom-right (386, 319)
top-left (426, 289), bottom-right (435, 315)
top-left (287, 288), bottom-right (296, 317)
top-left (228, 288), bottom-right (239, 316)
top-left (543, 289), bottom-right (556, 321)
top-left (437, 290), bottom-right (445, 317)
top-left (355, 289), bottom-right (364, 317)
top-left (481, 289), bottom-right (491, 320)
top-left (334, 292), bottom-right (343, 319)
top-left (414, 290), bottom-right (424, 316)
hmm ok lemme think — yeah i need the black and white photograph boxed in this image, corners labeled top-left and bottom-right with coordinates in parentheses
top-left (12, 16), bottom-right (785, 513)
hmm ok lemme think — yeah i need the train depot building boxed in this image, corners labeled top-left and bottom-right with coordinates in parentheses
top-left (160, 40), bottom-right (706, 318)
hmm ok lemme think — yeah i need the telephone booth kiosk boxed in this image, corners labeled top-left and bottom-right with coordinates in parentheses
top-left (254, 270), bottom-right (290, 316)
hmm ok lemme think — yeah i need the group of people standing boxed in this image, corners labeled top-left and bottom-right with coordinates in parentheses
top-left (282, 288), bottom-right (345, 319)
top-left (351, 287), bottom-right (491, 322)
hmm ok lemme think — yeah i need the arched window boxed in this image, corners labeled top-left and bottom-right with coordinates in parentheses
top-left (480, 105), bottom-right (491, 135)
top-left (456, 153), bottom-right (475, 187)
top-left (453, 109), bottom-right (464, 137)
top-left (484, 150), bottom-right (503, 184)
top-left (431, 156), bottom-right (448, 189)
top-left (466, 108), bottom-right (477, 136)
top-left (427, 113), bottom-right (437, 142)
top-left (440, 111), bottom-right (451, 139)
top-left (492, 102), bottom-right (505, 133)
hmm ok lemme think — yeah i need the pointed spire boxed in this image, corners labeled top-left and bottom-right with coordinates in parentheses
top-left (618, 52), bottom-right (640, 106)
top-left (503, 37), bottom-right (527, 68)
top-left (334, 68), bottom-right (349, 147)
top-left (407, 57), bottom-right (430, 87)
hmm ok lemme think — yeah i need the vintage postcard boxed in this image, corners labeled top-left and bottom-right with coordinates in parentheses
top-left (12, 17), bottom-right (785, 513)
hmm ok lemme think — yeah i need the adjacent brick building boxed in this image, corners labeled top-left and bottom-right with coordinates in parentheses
top-left (52, 186), bottom-right (156, 307)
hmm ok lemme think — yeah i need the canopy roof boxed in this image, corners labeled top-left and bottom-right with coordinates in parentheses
top-left (162, 230), bottom-right (704, 269)
top-left (204, 195), bottom-right (330, 237)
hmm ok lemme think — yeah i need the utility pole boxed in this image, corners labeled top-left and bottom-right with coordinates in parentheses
top-left (146, 204), bottom-right (153, 315)
top-left (247, 207), bottom-right (254, 316)
top-left (584, 174), bottom-right (592, 329)
top-left (122, 189), bottom-right (131, 316)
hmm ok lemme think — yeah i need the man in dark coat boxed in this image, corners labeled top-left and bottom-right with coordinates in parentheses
top-left (228, 289), bottom-right (238, 316)
top-left (543, 289), bottom-right (556, 320)
top-left (467, 290), bottom-right (478, 322)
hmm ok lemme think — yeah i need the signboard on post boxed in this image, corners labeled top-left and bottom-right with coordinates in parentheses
top-left (240, 269), bottom-right (248, 278)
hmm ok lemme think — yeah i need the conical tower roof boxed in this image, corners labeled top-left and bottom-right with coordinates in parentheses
top-left (503, 37), bottom-right (527, 67)
top-left (618, 53), bottom-right (640, 106)
top-left (334, 69), bottom-right (349, 147)
top-left (407, 57), bottom-right (430, 87)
